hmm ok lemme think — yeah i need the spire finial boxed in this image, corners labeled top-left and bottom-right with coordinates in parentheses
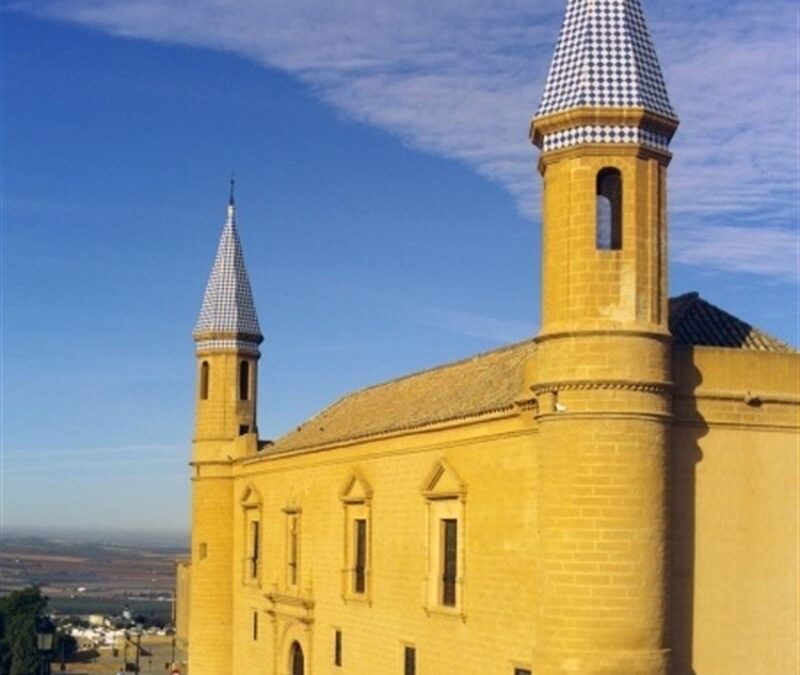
top-left (226, 173), bottom-right (236, 223)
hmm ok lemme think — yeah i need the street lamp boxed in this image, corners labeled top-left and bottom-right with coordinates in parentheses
top-left (35, 616), bottom-right (55, 675)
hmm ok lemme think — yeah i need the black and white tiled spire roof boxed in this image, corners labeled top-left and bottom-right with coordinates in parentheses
top-left (193, 195), bottom-right (262, 343)
top-left (536, 0), bottom-right (676, 120)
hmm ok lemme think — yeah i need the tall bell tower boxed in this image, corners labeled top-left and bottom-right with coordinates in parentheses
top-left (529, 1), bottom-right (678, 673)
top-left (188, 182), bottom-right (262, 675)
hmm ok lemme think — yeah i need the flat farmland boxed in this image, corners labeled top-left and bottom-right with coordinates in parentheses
top-left (0, 535), bottom-right (188, 619)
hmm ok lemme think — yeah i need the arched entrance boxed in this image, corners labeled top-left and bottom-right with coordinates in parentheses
top-left (290, 641), bottom-right (304, 675)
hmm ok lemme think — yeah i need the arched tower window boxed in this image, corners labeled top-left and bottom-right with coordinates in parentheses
top-left (200, 361), bottom-right (210, 400)
top-left (290, 641), bottom-right (304, 675)
top-left (239, 360), bottom-right (250, 401)
top-left (596, 168), bottom-right (622, 250)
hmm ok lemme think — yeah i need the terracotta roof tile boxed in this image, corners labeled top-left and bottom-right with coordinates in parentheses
top-left (269, 341), bottom-right (536, 454)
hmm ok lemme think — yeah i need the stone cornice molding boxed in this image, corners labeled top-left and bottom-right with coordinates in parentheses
top-left (534, 327), bottom-right (672, 344)
top-left (531, 379), bottom-right (673, 395)
top-left (531, 107), bottom-right (678, 146)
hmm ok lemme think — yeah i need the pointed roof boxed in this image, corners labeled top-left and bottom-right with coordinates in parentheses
top-left (668, 293), bottom-right (791, 352)
top-left (536, 0), bottom-right (676, 120)
top-left (193, 190), bottom-right (262, 341)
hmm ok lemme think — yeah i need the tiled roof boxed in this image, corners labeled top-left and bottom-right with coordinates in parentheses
top-left (269, 294), bottom-right (792, 453)
top-left (194, 199), bottom-right (262, 342)
top-left (668, 293), bottom-right (792, 352)
top-left (270, 341), bottom-right (537, 453)
top-left (536, 0), bottom-right (676, 120)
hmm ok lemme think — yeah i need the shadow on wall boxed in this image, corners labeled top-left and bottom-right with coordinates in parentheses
top-left (668, 346), bottom-right (707, 675)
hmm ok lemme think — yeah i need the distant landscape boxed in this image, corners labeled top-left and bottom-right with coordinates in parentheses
top-left (0, 534), bottom-right (188, 622)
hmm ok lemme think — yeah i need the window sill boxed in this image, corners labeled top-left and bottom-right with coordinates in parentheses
top-left (342, 592), bottom-right (371, 606)
top-left (425, 605), bottom-right (466, 621)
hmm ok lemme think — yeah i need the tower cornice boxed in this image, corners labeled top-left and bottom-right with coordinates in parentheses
top-left (531, 106), bottom-right (678, 147)
top-left (193, 329), bottom-right (263, 357)
top-left (531, 106), bottom-right (678, 158)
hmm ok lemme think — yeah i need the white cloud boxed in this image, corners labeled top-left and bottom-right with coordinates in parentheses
top-left (13, 0), bottom-right (798, 280)
top-left (672, 224), bottom-right (799, 280)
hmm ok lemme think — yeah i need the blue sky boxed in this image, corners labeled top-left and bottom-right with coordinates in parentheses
top-left (2, 0), bottom-right (798, 542)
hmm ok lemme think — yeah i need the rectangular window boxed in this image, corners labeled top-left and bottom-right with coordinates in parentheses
top-left (334, 629), bottom-right (342, 667)
top-left (404, 646), bottom-right (416, 675)
top-left (250, 521), bottom-right (260, 578)
top-left (441, 518), bottom-right (457, 606)
top-left (354, 519), bottom-right (367, 594)
top-left (514, 670), bottom-right (532, 675)
top-left (252, 611), bottom-right (258, 641)
top-left (288, 514), bottom-right (299, 586)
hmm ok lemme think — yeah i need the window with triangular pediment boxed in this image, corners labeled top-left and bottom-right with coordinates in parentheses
top-left (421, 459), bottom-right (466, 616)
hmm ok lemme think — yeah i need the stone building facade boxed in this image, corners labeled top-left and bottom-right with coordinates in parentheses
top-left (184, 1), bottom-right (799, 674)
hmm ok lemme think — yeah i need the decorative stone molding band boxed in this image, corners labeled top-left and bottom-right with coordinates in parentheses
top-left (534, 327), bottom-right (672, 343)
top-left (536, 410), bottom-right (673, 423)
top-left (532, 379), bottom-right (673, 395)
top-left (195, 339), bottom-right (260, 355)
top-left (541, 124), bottom-right (670, 153)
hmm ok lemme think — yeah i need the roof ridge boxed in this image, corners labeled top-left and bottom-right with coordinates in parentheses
top-left (280, 339), bottom-right (536, 440)
top-left (342, 339), bottom-right (536, 398)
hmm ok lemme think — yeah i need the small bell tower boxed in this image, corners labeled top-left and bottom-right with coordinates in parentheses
top-left (192, 179), bottom-right (263, 460)
top-left (188, 181), bottom-right (262, 675)
top-left (529, 1), bottom-right (678, 673)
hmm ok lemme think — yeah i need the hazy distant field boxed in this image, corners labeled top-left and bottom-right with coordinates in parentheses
top-left (0, 535), bottom-right (187, 621)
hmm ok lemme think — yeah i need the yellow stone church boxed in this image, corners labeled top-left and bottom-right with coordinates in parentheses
top-left (181, 1), bottom-right (799, 673)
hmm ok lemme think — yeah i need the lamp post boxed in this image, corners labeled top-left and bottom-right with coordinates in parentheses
top-left (35, 616), bottom-right (55, 675)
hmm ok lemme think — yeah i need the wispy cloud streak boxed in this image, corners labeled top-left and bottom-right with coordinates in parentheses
top-left (13, 0), bottom-right (798, 279)
top-left (410, 306), bottom-right (534, 343)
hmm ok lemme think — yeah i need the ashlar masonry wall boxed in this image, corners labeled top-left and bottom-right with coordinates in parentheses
top-left (229, 412), bottom-right (540, 675)
top-left (670, 348), bottom-right (800, 675)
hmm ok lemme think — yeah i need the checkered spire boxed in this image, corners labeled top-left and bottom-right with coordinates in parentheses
top-left (193, 186), bottom-right (262, 346)
top-left (536, 0), bottom-right (676, 120)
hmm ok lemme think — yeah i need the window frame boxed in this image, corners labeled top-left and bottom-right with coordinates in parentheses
top-left (440, 518), bottom-right (458, 607)
top-left (239, 359), bottom-right (250, 401)
top-left (199, 360), bottom-right (210, 400)
top-left (283, 506), bottom-right (302, 590)
top-left (403, 644), bottom-right (416, 675)
top-left (334, 628), bottom-right (342, 667)
top-left (340, 472), bottom-right (373, 603)
top-left (421, 459), bottom-right (467, 617)
top-left (595, 167), bottom-right (623, 251)
top-left (240, 485), bottom-right (262, 586)
top-left (353, 518), bottom-right (367, 594)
